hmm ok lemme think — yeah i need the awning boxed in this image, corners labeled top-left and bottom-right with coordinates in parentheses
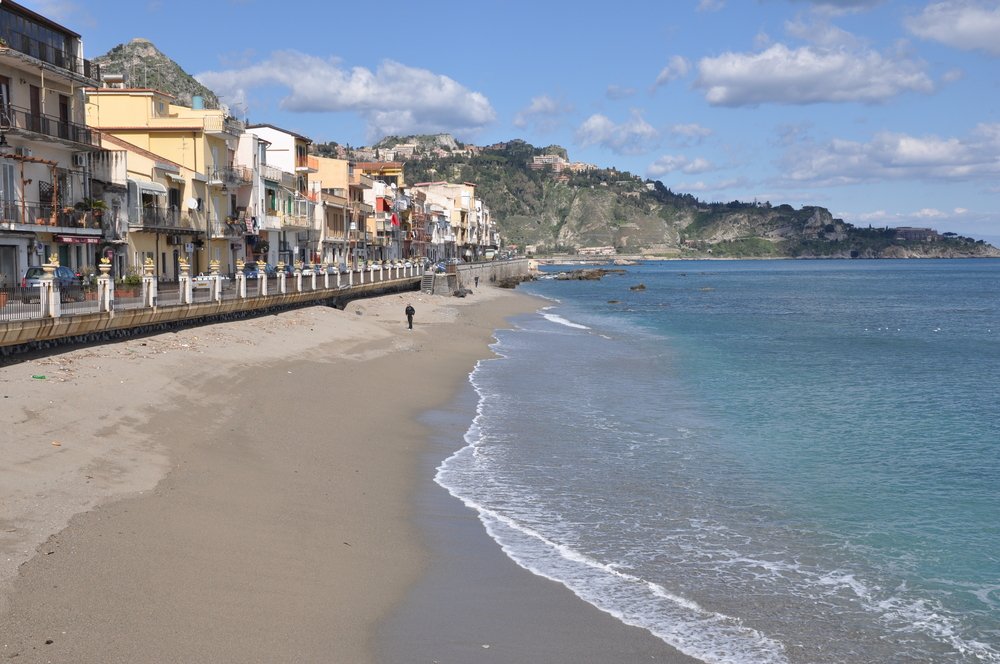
top-left (128, 179), bottom-right (168, 195)
top-left (54, 234), bottom-right (100, 244)
top-left (165, 173), bottom-right (185, 183)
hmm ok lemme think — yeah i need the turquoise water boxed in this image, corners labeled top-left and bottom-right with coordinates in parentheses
top-left (436, 259), bottom-right (1000, 663)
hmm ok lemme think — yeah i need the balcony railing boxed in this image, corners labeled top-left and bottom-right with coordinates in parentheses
top-left (260, 164), bottom-right (284, 183)
top-left (203, 115), bottom-right (245, 138)
top-left (2, 104), bottom-right (98, 147)
top-left (129, 206), bottom-right (202, 232)
top-left (0, 30), bottom-right (100, 82)
top-left (210, 166), bottom-right (253, 187)
top-left (0, 201), bottom-right (103, 228)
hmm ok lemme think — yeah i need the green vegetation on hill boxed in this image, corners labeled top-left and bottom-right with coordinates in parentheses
top-left (398, 140), bottom-right (998, 259)
top-left (84, 33), bottom-right (993, 262)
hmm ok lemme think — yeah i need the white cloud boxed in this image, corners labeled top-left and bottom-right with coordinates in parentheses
top-left (778, 123), bottom-right (1000, 186)
top-left (575, 111), bottom-right (659, 155)
top-left (852, 206), bottom-right (973, 228)
top-left (697, 0), bottom-right (725, 12)
top-left (785, 17), bottom-right (863, 48)
top-left (906, 1), bottom-right (1000, 56)
top-left (670, 123), bottom-right (713, 142)
top-left (675, 177), bottom-right (748, 193)
top-left (695, 43), bottom-right (933, 106)
top-left (606, 85), bottom-right (638, 100)
top-left (654, 56), bottom-right (691, 89)
top-left (197, 52), bottom-right (495, 142)
top-left (647, 154), bottom-right (714, 177)
top-left (796, 0), bottom-right (883, 16)
top-left (513, 95), bottom-right (572, 131)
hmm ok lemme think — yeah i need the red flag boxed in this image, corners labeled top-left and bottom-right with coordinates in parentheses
top-left (391, 212), bottom-right (399, 227)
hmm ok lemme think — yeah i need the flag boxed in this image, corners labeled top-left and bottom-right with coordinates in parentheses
top-left (391, 213), bottom-right (399, 227)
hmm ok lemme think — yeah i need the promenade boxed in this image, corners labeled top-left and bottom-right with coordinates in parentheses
top-left (0, 259), bottom-right (531, 356)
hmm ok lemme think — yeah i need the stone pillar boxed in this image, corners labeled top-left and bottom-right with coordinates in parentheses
top-left (98, 258), bottom-right (113, 312)
top-left (294, 260), bottom-right (304, 292)
top-left (235, 258), bottom-right (246, 298)
top-left (209, 259), bottom-right (222, 302)
top-left (277, 261), bottom-right (287, 294)
top-left (41, 253), bottom-right (59, 318)
top-left (178, 257), bottom-right (192, 305)
top-left (320, 263), bottom-right (329, 290)
top-left (142, 256), bottom-right (157, 308)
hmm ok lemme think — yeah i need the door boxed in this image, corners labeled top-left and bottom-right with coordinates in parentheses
top-left (29, 86), bottom-right (41, 133)
top-left (58, 94), bottom-right (70, 140)
top-left (0, 76), bottom-right (11, 127)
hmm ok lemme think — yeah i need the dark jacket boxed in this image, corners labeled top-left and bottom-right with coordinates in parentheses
top-left (405, 305), bottom-right (415, 317)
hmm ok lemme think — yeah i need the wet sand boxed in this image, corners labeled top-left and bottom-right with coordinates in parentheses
top-left (0, 287), bottom-right (695, 663)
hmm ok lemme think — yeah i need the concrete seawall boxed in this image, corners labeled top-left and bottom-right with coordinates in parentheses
top-left (0, 260), bottom-right (533, 357)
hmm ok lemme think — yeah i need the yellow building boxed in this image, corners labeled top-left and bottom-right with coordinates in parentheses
top-left (85, 87), bottom-right (246, 277)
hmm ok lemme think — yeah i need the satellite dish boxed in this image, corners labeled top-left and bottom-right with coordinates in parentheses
top-left (185, 197), bottom-right (198, 210)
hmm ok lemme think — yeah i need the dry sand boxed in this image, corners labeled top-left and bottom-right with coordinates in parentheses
top-left (0, 285), bottom-right (695, 663)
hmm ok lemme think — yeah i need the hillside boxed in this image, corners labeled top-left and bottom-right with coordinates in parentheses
top-left (92, 38), bottom-right (220, 109)
top-left (376, 137), bottom-right (999, 259)
top-left (85, 37), bottom-right (996, 259)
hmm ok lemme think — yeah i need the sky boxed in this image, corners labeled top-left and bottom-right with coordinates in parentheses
top-left (29, 0), bottom-right (1000, 242)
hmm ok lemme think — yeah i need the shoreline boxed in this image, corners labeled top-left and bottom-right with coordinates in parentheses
top-left (378, 374), bottom-right (699, 663)
top-left (0, 286), bottom-right (695, 662)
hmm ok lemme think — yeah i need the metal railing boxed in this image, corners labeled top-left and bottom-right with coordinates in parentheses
top-left (2, 104), bottom-right (98, 147)
top-left (1, 202), bottom-right (103, 229)
top-left (0, 30), bottom-right (100, 82)
top-left (129, 207), bottom-right (202, 232)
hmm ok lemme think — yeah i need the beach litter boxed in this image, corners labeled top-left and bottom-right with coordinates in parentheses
top-left (31, 374), bottom-right (46, 379)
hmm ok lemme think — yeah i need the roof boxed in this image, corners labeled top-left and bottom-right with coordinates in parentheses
top-left (1, 0), bottom-right (81, 38)
top-left (245, 123), bottom-right (312, 143)
top-left (99, 134), bottom-right (184, 170)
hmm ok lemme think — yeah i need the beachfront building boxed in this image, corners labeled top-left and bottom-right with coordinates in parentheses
top-left (85, 85), bottom-right (247, 277)
top-left (0, 0), bottom-right (102, 288)
top-left (244, 124), bottom-right (317, 266)
top-left (311, 155), bottom-right (350, 269)
top-left (397, 188), bottom-right (430, 261)
top-left (407, 181), bottom-right (478, 261)
top-left (347, 164), bottom-right (373, 268)
top-left (355, 161), bottom-right (404, 263)
top-left (232, 129), bottom-right (269, 265)
top-left (471, 197), bottom-right (499, 260)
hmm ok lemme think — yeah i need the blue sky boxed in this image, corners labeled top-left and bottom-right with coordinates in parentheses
top-left (34, 0), bottom-right (1000, 242)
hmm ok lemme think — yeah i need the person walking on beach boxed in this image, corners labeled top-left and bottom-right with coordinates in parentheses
top-left (405, 303), bottom-right (415, 329)
top-left (474, 275), bottom-right (480, 288)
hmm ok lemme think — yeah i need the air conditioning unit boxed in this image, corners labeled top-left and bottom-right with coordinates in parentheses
top-left (72, 154), bottom-right (86, 167)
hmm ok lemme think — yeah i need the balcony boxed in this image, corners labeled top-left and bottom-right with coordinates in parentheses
top-left (259, 213), bottom-right (281, 231)
top-left (209, 166), bottom-right (253, 188)
top-left (260, 163), bottom-right (284, 183)
top-left (0, 31), bottom-right (100, 85)
top-left (0, 201), bottom-right (103, 231)
top-left (2, 104), bottom-right (98, 148)
top-left (203, 115), bottom-right (245, 138)
top-left (129, 206), bottom-right (202, 232)
top-left (296, 155), bottom-right (319, 173)
top-left (282, 214), bottom-right (311, 230)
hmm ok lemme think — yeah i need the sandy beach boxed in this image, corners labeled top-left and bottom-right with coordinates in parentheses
top-left (1, 285), bottom-right (693, 663)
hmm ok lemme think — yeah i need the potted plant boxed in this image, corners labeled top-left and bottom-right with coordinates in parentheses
top-left (79, 265), bottom-right (98, 299)
top-left (115, 268), bottom-right (142, 297)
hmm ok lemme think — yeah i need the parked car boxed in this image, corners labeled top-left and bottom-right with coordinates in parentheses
top-left (21, 266), bottom-right (85, 302)
top-left (242, 262), bottom-right (276, 279)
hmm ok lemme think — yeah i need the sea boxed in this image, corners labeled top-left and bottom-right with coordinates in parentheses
top-left (435, 259), bottom-right (1000, 664)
